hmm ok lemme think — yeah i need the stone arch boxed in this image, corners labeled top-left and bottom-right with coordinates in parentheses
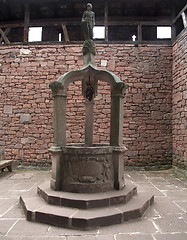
top-left (49, 64), bottom-right (128, 146)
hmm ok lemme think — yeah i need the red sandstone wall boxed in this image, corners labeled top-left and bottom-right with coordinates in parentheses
top-left (172, 31), bottom-right (187, 173)
top-left (0, 43), bottom-right (172, 169)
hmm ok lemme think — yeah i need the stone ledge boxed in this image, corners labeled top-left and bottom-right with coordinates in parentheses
top-left (37, 180), bottom-right (137, 209)
top-left (20, 184), bottom-right (154, 230)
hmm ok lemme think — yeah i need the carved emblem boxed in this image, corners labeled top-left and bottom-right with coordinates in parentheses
top-left (85, 77), bottom-right (94, 101)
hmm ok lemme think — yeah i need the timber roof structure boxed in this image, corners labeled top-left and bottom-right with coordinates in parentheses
top-left (0, 0), bottom-right (187, 44)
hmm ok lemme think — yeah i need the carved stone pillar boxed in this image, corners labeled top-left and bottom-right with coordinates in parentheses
top-left (110, 83), bottom-right (127, 190)
top-left (85, 100), bottom-right (94, 145)
top-left (49, 82), bottom-right (67, 190)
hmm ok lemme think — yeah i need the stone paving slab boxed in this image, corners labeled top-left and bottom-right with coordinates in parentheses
top-left (0, 169), bottom-right (186, 239)
top-left (98, 219), bottom-right (157, 235)
top-left (152, 214), bottom-right (187, 233)
top-left (2, 202), bottom-right (25, 219)
top-left (0, 219), bottom-right (17, 236)
top-left (8, 172), bottom-right (34, 180)
top-left (153, 233), bottom-right (187, 240)
top-left (0, 237), bottom-right (67, 240)
top-left (152, 196), bottom-right (185, 216)
top-left (7, 220), bottom-right (49, 237)
top-left (116, 233), bottom-right (154, 240)
top-left (67, 235), bottom-right (115, 240)
top-left (0, 198), bottom-right (18, 217)
top-left (174, 200), bottom-right (187, 212)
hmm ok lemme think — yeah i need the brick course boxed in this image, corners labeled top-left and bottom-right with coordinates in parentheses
top-left (172, 31), bottom-right (187, 174)
top-left (0, 43), bottom-right (173, 169)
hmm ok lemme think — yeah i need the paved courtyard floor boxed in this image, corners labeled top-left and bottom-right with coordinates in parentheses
top-left (0, 169), bottom-right (186, 240)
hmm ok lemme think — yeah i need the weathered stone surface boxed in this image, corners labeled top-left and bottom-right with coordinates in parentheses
top-left (14, 58), bottom-right (21, 63)
top-left (20, 114), bottom-right (31, 123)
top-left (0, 40), bottom-right (177, 169)
top-left (37, 180), bottom-right (137, 208)
top-left (20, 114), bottom-right (31, 124)
top-left (154, 233), bottom-right (187, 240)
top-left (21, 137), bottom-right (35, 144)
top-left (0, 220), bottom-right (18, 236)
top-left (153, 215), bottom-right (187, 233)
top-left (52, 145), bottom-right (114, 193)
top-left (7, 219), bottom-right (49, 237)
top-left (116, 234), bottom-right (154, 240)
top-left (20, 48), bottom-right (32, 55)
top-left (172, 30), bottom-right (187, 174)
top-left (82, 40), bottom-right (96, 55)
top-left (20, 181), bottom-right (154, 230)
top-left (1, 170), bottom-right (186, 238)
top-left (3, 105), bottom-right (13, 114)
top-left (0, 75), bottom-right (5, 82)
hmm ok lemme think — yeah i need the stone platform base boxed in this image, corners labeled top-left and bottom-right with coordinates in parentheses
top-left (20, 180), bottom-right (154, 230)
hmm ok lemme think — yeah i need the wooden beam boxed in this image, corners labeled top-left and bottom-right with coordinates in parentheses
top-left (173, 4), bottom-right (187, 24)
top-left (171, 0), bottom-right (176, 41)
top-left (138, 24), bottom-right (142, 41)
top-left (29, 20), bottom-right (171, 28)
top-left (0, 16), bottom-right (172, 29)
top-left (182, 12), bottom-right (187, 28)
top-left (0, 28), bottom-right (10, 44)
top-left (104, 1), bottom-right (108, 41)
top-left (62, 24), bottom-right (69, 41)
top-left (23, 3), bottom-right (30, 43)
top-left (0, 22), bottom-right (24, 28)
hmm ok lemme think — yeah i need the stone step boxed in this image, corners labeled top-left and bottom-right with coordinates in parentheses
top-left (37, 180), bottom-right (137, 209)
top-left (20, 188), bottom-right (154, 230)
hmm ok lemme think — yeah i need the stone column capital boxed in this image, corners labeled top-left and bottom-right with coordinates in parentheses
top-left (113, 146), bottom-right (127, 153)
top-left (49, 81), bottom-right (66, 97)
top-left (49, 145), bottom-right (62, 153)
top-left (111, 82), bottom-right (128, 97)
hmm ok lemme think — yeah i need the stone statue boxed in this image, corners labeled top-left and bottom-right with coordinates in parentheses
top-left (81, 3), bottom-right (95, 40)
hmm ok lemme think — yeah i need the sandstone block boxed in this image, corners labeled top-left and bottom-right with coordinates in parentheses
top-left (174, 92), bottom-right (182, 103)
top-left (20, 48), bottom-right (32, 55)
top-left (14, 58), bottom-right (20, 63)
top-left (4, 105), bottom-right (13, 114)
top-left (0, 76), bottom-right (5, 82)
top-left (133, 94), bottom-right (142, 103)
top-left (183, 91), bottom-right (187, 100)
top-left (21, 137), bottom-right (35, 144)
top-left (20, 114), bottom-right (32, 124)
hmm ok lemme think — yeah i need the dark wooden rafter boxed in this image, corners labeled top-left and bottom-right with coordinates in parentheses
top-left (173, 4), bottom-right (187, 24)
top-left (104, 1), bottom-right (108, 41)
top-left (0, 0), bottom-right (186, 43)
top-left (0, 17), bottom-right (172, 29)
top-left (138, 24), bottom-right (142, 41)
top-left (62, 24), bottom-right (70, 41)
top-left (23, 2), bottom-right (30, 43)
top-left (172, 3), bottom-right (187, 40)
top-left (171, 0), bottom-right (176, 40)
top-left (0, 28), bottom-right (10, 44)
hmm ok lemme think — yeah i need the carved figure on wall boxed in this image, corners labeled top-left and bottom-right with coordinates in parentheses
top-left (103, 161), bottom-right (112, 181)
top-left (81, 3), bottom-right (95, 40)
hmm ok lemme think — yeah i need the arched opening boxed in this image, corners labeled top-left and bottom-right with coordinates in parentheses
top-left (66, 81), bottom-right (85, 144)
top-left (93, 81), bottom-right (111, 145)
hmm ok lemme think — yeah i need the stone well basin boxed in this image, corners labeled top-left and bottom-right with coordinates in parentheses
top-left (60, 144), bottom-right (114, 193)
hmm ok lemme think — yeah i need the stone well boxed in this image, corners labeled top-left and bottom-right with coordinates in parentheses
top-left (57, 144), bottom-right (114, 193)
top-left (49, 57), bottom-right (128, 192)
top-left (20, 34), bottom-right (154, 230)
